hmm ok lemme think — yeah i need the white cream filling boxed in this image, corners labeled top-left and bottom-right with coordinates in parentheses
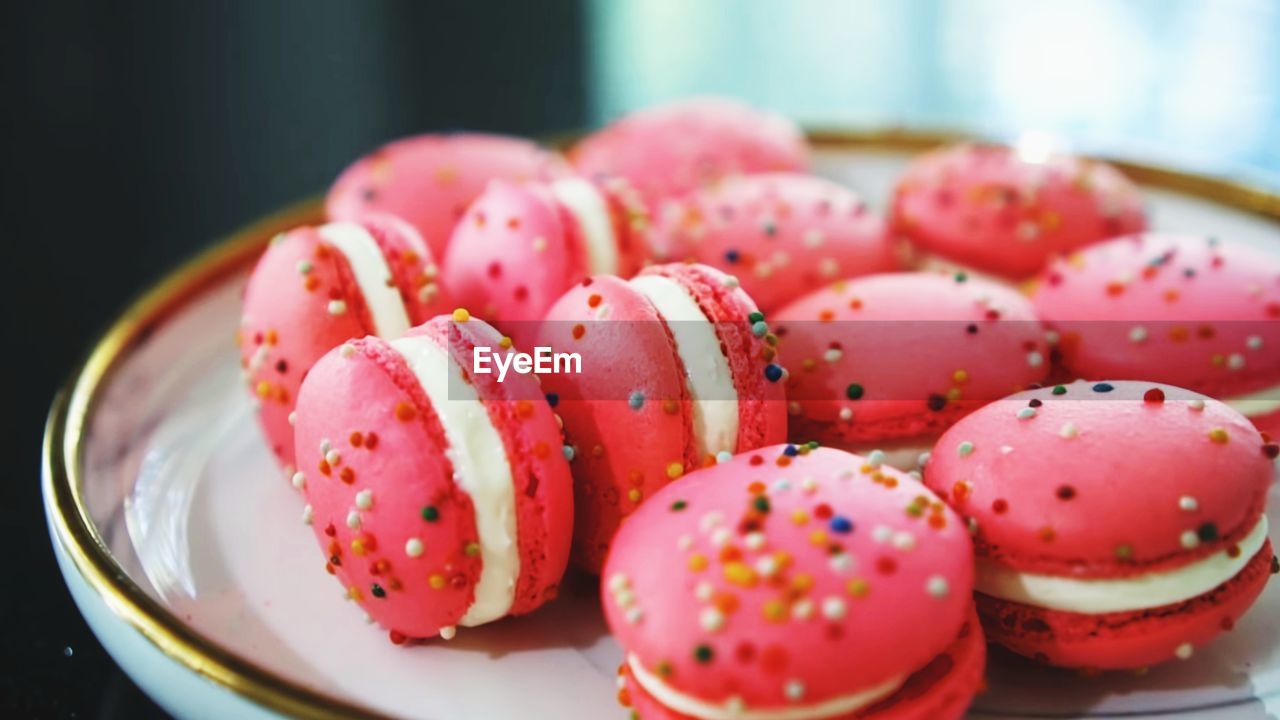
top-left (390, 335), bottom-right (519, 626)
top-left (319, 222), bottom-right (412, 338)
top-left (629, 274), bottom-right (739, 458)
top-left (1224, 383), bottom-right (1280, 418)
top-left (628, 654), bottom-right (903, 720)
top-left (552, 177), bottom-right (620, 275)
top-left (977, 515), bottom-right (1269, 614)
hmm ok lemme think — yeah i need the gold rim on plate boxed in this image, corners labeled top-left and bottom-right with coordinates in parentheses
top-left (42, 130), bottom-right (1280, 719)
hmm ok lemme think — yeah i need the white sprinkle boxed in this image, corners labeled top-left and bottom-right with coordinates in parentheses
top-left (297, 260), bottom-right (313, 274)
top-left (532, 236), bottom-right (547, 252)
top-left (792, 598), bottom-right (815, 620)
top-left (418, 284), bottom-right (438, 303)
top-left (957, 441), bottom-right (975, 457)
top-left (892, 531), bottom-right (917, 551)
top-left (301, 504), bottom-right (313, 524)
top-left (363, 612), bottom-right (374, 624)
top-left (1059, 422), bottom-right (1079, 439)
top-left (867, 449), bottom-right (887, 468)
top-left (1226, 353), bottom-right (1245, 370)
top-left (838, 407), bottom-right (854, 421)
top-left (999, 445), bottom-right (1014, 454)
top-left (1175, 643), bottom-right (1194, 660)
top-left (699, 511), bottom-right (724, 533)
top-left (755, 556), bottom-right (780, 577)
top-left (1044, 330), bottom-right (1060, 345)
top-left (422, 263), bottom-right (438, 280)
top-left (710, 527), bottom-right (732, 548)
top-left (872, 525), bottom-right (893, 544)
top-left (1247, 335), bottom-right (1264, 351)
top-left (695, 581), bottom-right (715, 601)
top-left (818, 258), bottom-right (839, 278)
top-left (917, 452), bottom-right (931, 469)
top-left (823, 347), bottom-right (843, 363)
top-left (320, 438), bottom-right (332, 455)
top-left (327, 299), bottom-right (348, 316)
top-left (339, 343), bottom-right (356, 358)
top-left (325, 449), bottom-right (342, 466)
top-left (803, 229), bottom-right (825, 248)
top-left (1188, 398), bottom-right (1206, 412)
top-left (1017, 407), bottom-right (1038, 420)
top-left (722, 275), bottom-right (740, 289)
top-left (744, 532), bottom-right (766, 551)
top-left (715, 451), bottom-right (733, 464)
top-left (405, 538), bottom-right (424, 557)
top-left (1128, 326), bottom-right (1149, 343)
top-left (1180, 530), bottom-right (1200, 549)
top-left (800, 476), bottom-right (818, 494)
top-left (614, 588), bottom-right (635, 608)
top-left (773, 478), bottom-right (792, 492)
top-left (677, 534), bottom-right (694, 551)
top-left (291, 472), bottom-right (306, 489)
top-left (625, 607), bottom-right (644, 625)
top-left (288, 411), bottom-right (297, 426)
top-left (700, 607), bottom-right (726, 632)
top-left (785, 679), bottom-right (806, 702)
top-left (440, 626), bottom-right (457, 640)
top-left (607, 573), bottom-right (630, 592)
top-left (926, 575), bottom-right (950, 598)
top-left (355, 489), bottom-right (373, 510)
top-left (1027, 351), bottom-right (1044, 368)
top-left (821, 596), bottom-right (847, 620)
top-left (1016, 220), bottom-right (1040, 241)
top-left (1179, 496), bottom-right (1199, 512)
top-left (829, 553), bottom-right (853, 573)
top-left (346, 510), bottom-right (361, 529)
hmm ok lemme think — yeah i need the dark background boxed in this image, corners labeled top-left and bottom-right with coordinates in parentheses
top-left (2, 2), bottom-right (587, 717)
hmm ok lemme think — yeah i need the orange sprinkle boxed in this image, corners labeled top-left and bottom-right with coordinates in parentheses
top-left (572, 323), bottom-right (586, 340)
top-left (846, 577), bottom-right (870, 597)
top-left (395, 402), bottom-right (417, 422)
top-left (688, 554), bottom-right (708, 572)
top-left (762, 599), bottom-right (787, 622)
top-left (515, 400), bottom-right (534, 418)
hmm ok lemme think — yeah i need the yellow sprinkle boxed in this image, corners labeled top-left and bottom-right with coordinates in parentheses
top-left (808, 530), bottom-right (828, 546)
top-left (947, 387), bottom-right (962, 402)
top-left (666, 462), bottom-right (685, 479)
top-left (952, 369), bottom-right (969, 384)
top-left (762, 599), bottom-right (787, 622)
top-left (846, 577), bottom-right (870, 598)
top-left (688, 554), bottom-right (708, 572)
top-left (452, 308), bottom-right (471, 322)
top-left (790, 573), bottom-right (814, 593)
top-left (255, 381), bottom-right (272, 398)
top-left (351, 538), bottom-right (367, 556)
top-left (1208, 428), bottom-right (1229, 444)
top-left (723, 562), bottom-right (757, 587)
top-left (498, 336), bottom-right (513, 349)
top-left (429, 574), bottom-right (446, 590)
top-left (790, 510), bottom-right (809, 525)
top-left (346, 586), bottom-right (363, 601)
top-left (627, 488), bottom-right (642, 503)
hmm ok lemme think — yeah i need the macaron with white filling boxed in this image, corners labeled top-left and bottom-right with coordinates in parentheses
top-left (441, 176), bottom-right (651, 343)
top-left (924, 380), bottom-right (1276, 669)
top-left (326, 132), bottom-right (571, 258)
top-left (1031, 233), bottom-right (1280, 438)
top-left (537, 263), bottom-right (787, 572)
top-left (291, 313), bottom-right (574, 641)
top-left (239, 213), bottom-right (448, 469)
top-left (605, 445), bottom-right (985, 720)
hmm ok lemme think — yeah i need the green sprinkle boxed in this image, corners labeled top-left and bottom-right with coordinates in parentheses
top-left (845, 383), bottom-right (865, 400)
top-left (421, 506), bottom-right (440, 522)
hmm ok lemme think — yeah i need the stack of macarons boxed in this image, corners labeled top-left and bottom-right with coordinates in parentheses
top-left (232, 97), bottom-right (1277, 714)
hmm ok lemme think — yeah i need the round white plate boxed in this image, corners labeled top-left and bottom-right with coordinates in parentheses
top-left (54, 140), bottom-right (1280, 719)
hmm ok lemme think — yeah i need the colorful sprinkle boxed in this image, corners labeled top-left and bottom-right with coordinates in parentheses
top-left (1092, 383), bottom-right (1114, 393)
top-left (405, 538), bottom-right (424, 557)
top-left (451, 308), bottom-right (471, 322)
top-left (845, 383), bottom-right (864, 400)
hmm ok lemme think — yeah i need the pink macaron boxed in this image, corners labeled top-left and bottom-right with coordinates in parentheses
top-left (773, 272), bottom-right (1050, 469)
top-left (890, 143), bottom-right (1147, 279)
top-left (1031, 233), bottom-right (1280, 437)
top-left (291, 313), bottom-right (574, 641)
top-left (604, 445), bottom-right (984, 720)
top-left (537, 263), bottom-right (788, 572)
top-left (441, 176), bottom-right (652, 344)
top-left (924, 380), bottom-right (1277, 670)
top-left (326, 132), bottom-right (570, 258)
top-left (572, 97), bottom-right (809, 210)
top-left (239, 213), bottom-right (448, 469)
top-left (652, 173), bottom-right (901, 312)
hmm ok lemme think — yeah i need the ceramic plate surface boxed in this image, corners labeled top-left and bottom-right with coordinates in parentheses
top-left (52, 138), bottom-right (1280, 719)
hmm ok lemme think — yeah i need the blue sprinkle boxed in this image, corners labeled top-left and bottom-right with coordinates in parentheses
top-left (1092, 383), bottom-right (1115, 393)
top-left (783, 445), bottom-right (799, 457)
top-left (628, 390), bottom-right (645, 410)
top-left (715, 450), bottom-right (733, 464)
top-left (751, 320), bottom-right (768, 338)
top-left (830, 516), bottom-right (853, 534)
top-left (764, 364), bottom-right (784, 382)
top-left (545, 392), bottom-right (559, 407)
top-left (725, 249), bottom-right (741, 263)
top-left (562, 445), bottom-right (576, 461)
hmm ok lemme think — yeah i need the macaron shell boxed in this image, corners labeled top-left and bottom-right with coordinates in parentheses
top-left (979, 539), bottom-right (1274, 669)
top-left (774, 272), bottom-right (1049, 447)
top-left (891, 144), bottom-right (1146, 278)
top-left (640, 263), bottom-right (789, 451)
top-left (619, 607), bottom-right (985, 720)
top-left (358, 212), bottom-right (450, 321)
top-left (240, 227), bottom-right (377, 466)
top-left (1031, 234), bottom-right (1280, 399)
top-left (442, 180), bottom-right (586, 342)
top-left (925, 381), bottom-right (1274, 577)
top-left (603, 446), bottom-right (975, 710)
top-left (538, 274), bottom-right (700, 572)
top-left (572, 97), bottom-right (809, 208)
top-left (653, 173), bottom-right (900, 311)
top-left (411, 316), bottom-right (575, 614)
top-left (294, 336), bottom-right (482, 639)
top-left (326, 132), bottom-right (570, 258)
